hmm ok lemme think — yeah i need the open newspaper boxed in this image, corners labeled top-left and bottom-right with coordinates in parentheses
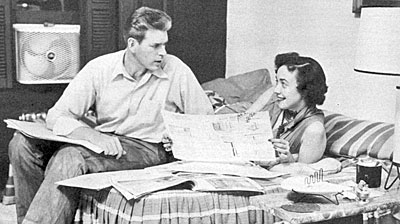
top-left (162, 110), bottom-right (275, 163)
top-left (111, 172), bottom-right (264, 200)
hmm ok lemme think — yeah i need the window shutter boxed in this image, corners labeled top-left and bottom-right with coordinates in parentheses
top-left (0, 0), bottom-right (12, 88)
top-left (117, 0), bottom-right (227, 84)
top-left (80, 0), bottom-right (118, 65)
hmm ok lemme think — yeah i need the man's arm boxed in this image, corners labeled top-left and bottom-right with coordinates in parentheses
top-left (45, 61), bottom-right (125, 159)
top-left (45, 62), bottom-right (97, 132)
top-left (67, 126), bottom-right (125, 159)
top-left (175, 62), bottom-right (214, 115)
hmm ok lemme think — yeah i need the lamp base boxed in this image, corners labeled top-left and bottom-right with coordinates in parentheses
top-left (384, 161), bottom-right (400, 190)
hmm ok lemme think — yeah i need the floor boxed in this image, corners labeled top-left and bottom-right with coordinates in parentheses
top-left (0, 203), bottom-right (17, 224)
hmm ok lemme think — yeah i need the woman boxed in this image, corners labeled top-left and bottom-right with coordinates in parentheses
top-left (247, 52), bottom-right (328, 166)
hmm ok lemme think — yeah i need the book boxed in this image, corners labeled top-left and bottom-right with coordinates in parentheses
top-left (110, 172), bottom-right (265, 200)
top-left (161, 110), bottom-right (276, 163)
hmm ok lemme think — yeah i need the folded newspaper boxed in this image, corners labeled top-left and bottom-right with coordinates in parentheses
top-left (161, 110), bottom-right (276, 163)
top-left (111, 172), bottom-right (265, 200)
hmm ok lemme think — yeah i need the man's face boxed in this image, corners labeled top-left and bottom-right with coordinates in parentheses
top-left (133, 29), bottom-right (168, 71)
top-left (274, 65), bottom-right (306, 111)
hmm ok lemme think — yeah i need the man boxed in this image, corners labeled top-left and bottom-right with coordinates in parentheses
top-left (9, 7), bottom-right (214, 224)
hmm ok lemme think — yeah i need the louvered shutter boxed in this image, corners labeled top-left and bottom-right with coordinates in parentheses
top-left (80, 0), bottom-right (118, 65)
top-left (117, 1), bottom-right (226, 84)
top-left (118, 0), bottom-right (169, 49)
top-left (0, 0), bottom-right (12, 88)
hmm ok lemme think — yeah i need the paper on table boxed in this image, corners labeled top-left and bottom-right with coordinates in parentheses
top-left (4, 119), bottom-right (103, 153)
top-left (111, 172), bottom-right (266, 200)
top-left (179, 173), bottom-right (265, 193)
top-left (111, 174), bottom-right (191, 200)
top-left (162, 110), bottom-right (275, 162)
top-left (56, 169), bottom-right (173, 191)
top-left (109, 169), bottom-right (191, 200)
top-left (165, 161), bottom-right (287, 179)
top-left (56, 172), bottom-right (113, 190)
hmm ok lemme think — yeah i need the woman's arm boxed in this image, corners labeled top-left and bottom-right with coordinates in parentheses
top-left (297, 121), bottom-right (326, 163)
top-left (246, 87), bottom-right (274, 113)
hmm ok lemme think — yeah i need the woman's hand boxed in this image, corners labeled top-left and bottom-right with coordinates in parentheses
top-left (252, 160), bottom-right (280, 169)
top-left (161, 133), bottom-right (173, 152)
top-left (269, 138), bottom-right (296, 163)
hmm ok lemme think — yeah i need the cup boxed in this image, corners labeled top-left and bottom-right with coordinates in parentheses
top-left (356, 159), bottom-right (382, 188)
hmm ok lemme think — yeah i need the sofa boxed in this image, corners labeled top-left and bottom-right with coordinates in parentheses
top-left (4, 68), bottom-right (398, 223)
top-left (201, 68), bottom-right (394, 162)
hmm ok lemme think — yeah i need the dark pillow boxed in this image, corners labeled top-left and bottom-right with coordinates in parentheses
top-left (202, 69), bottom-right (272, 104)
top-left (202, 78), bottom-right (242, 104)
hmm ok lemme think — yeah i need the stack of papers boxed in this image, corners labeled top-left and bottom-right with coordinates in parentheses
top-left (56, 161), bottom-right (287, 200)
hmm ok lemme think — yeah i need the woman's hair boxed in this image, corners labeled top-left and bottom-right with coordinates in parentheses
top-left (123, 7), bottom-right (172, 44)
top-left (274, 52), bottom-right (328, 107)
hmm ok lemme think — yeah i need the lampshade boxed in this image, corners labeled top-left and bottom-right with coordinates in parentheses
top-left (354, 7), bottom-right (400, 76)
top-left (355, 7), bottom-right (400, 189)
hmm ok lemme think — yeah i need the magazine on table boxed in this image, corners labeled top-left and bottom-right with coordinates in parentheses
top-left (110, 172), bottom-right (265, 200)
top-left (161, 110), bottom-right (276, 163)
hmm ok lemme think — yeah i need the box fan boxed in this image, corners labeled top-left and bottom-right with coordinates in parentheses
top-left (13, 24), bottom-right (80, 84)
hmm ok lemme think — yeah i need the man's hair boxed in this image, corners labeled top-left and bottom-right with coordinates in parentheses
top-left (123, 7), bottom-right (172, 44)
top-left (274, 52), bottom-right (328, 107)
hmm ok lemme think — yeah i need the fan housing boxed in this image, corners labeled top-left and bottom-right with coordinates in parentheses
top-left (13, 24), bottom-right (80, 84)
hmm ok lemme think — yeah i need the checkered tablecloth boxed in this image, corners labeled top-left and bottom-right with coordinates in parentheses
top-left (74, 188), bottom-right (275, 224)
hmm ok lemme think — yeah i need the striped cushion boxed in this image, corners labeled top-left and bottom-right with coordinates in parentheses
top-left (324, 110), bottom-right (394, 160)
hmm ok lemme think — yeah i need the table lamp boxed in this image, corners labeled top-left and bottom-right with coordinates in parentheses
top-left (354, 6), bottom-right (400, 190)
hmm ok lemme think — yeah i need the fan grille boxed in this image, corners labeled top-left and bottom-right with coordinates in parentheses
top-left (14, 24), bottom-right (80, 84)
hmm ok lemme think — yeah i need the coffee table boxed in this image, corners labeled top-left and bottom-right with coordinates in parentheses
top-left (250, 170), bottom-right (400, 224)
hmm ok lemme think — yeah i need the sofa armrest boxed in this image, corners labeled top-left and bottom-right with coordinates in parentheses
top-left (19, 110), bottom-right (97, 128)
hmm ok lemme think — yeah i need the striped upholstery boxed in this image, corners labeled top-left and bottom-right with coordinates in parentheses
top-left (324, 110), bottom-right (394, 160)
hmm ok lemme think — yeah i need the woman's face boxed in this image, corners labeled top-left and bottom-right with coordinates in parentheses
top-left (274, 65), bottom-right (306, 112)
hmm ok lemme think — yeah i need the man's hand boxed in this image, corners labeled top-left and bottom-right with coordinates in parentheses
top-left (269, 138), bottom-right (296, 163)
top-left (90, 133), bottom-right (126, 159)
top-left (161, 133), bottom-right (173, 152)
top-left (67, 126), bottom-right (126, 159)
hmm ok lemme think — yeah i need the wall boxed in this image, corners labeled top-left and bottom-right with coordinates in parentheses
top-left (227, 0), bottom-right (398, 123)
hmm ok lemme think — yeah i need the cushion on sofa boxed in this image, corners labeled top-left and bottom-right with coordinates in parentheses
top-left (201, 69), bottom-right (272, 104)
top-left (324, 110), bottom-right (394, 161)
